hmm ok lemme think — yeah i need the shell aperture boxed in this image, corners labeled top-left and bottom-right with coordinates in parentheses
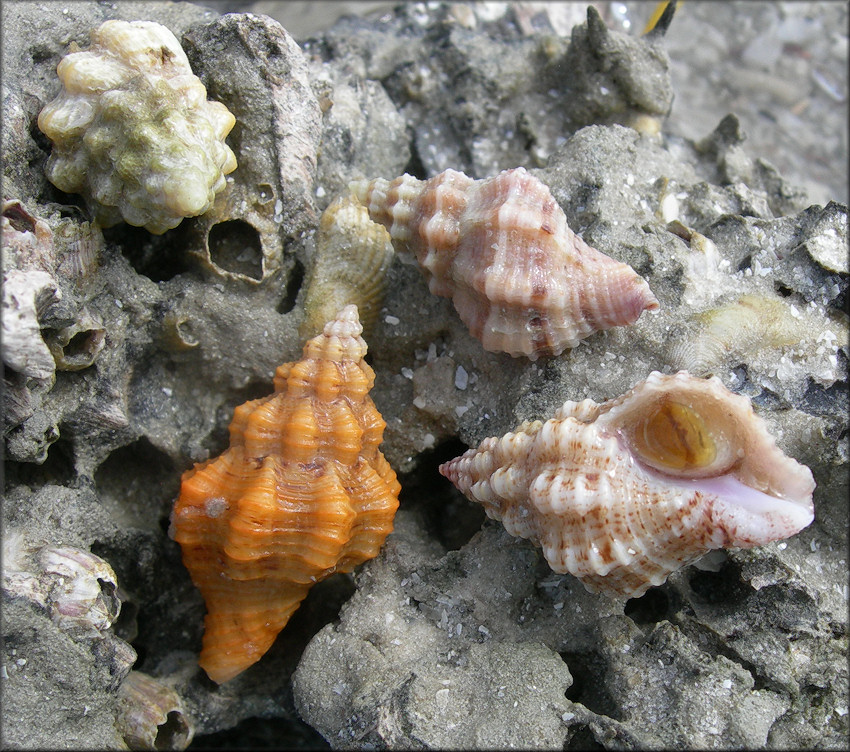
top-left (440, 371), bottom-right (815, 598)
top-left (630, 401), bottom-right (718, 472)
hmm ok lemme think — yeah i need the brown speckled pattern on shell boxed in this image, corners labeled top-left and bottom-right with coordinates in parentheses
top-left (440, 371), bottom-right (815, 598)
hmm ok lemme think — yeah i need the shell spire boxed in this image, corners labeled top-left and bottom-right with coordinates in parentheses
top-left (440, 371), bottom-right (815, 598)
top-left (350, 167), bottom-right (658, 359)
top-left (171, 305), bottom-right (400, 683)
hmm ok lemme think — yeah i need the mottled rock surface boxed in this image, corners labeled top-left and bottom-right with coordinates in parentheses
top-left (2, 2), bottom-right (847, 750)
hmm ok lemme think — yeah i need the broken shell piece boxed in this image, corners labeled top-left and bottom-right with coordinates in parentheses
top-left (45, 309), bottom-right (106, 371)
top-left (38, 20), bottom-right (237, 234)
top-left (300, 195), bottom-right (395, 340)
top-left (666, 294), bottom-right (804, 376)
top-left (117, 671), bottom-right (194, 751)
top-left (2, 269), bottom-right (60, 382)
top-left (350, 167), bottom-right (658, 359)
top-left (440, 371), bottom-right (815, 598)
top-left (171, 305), bottom-right (401, 683)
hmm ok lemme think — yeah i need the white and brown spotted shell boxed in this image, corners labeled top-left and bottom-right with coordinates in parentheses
top-left (350, 167), bottom-right (658, 359)
top-left (440, 371), bottom-right (815, 598)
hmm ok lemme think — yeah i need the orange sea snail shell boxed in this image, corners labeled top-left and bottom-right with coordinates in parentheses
top-left (170, 305), bottom-right (400, 683)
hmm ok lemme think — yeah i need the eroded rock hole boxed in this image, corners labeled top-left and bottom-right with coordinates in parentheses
top-left (208, 220), bottom-right (263, 280)
top-left (624, 586), bottom-right (670, 626)
top-left (398, 438), bottom-right (486, 551)
top-left (687, 559), bottom-right (748, 604)
top-left (94, 437), bottom-right (178, 530)
top-left (566, 724), bottom-right (606, 750)
top-left (277, 258), bottom-right (305, 314)
top-left (106, 224), bottom-right (190, 281)
top-left (402, 146), bottom-right (429, 181)
top-left (560, 651), bottom-right (621, 719)
top-left (4, 434), bottom-right (75, 489)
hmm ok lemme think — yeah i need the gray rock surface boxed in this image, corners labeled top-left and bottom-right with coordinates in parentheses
top-left (2, 1), bottom-right (847, 750)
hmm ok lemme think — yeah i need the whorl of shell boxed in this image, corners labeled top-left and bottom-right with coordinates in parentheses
top-left (171, 305), bottom-right (400, 683)
top-left (350, 167), bottom-right (658, 359)
top-left (440, 371), bottom-right (815, 598)
top-left (300, 196), bottom-right (395, 340)
top-left (38, 20), bottom-right (237, 234)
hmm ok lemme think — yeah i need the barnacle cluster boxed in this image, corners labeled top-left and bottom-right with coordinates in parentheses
top-left (38, 20), bottom-right (237, 234)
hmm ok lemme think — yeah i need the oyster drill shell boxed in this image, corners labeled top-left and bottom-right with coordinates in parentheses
top-left (38, 20), bottom-right (237, 234)
top-left (440, 371), bottom-right (815, 598)
top-left (171, 305), bottom-right (400, 683)
top-left (300, 195), bottom-right (395, 340)
top-left (350, 166), bottom-right (659, 359)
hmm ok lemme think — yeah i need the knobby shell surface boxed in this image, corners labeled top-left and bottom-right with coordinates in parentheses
top-left (350, 166), bottom-right (659, 359)
top-left (300, 195), bottom-right (395, 340)
top-left (170, 305), bottom-right (401, 683)
top-left (440, 371), bottom-right (815, 598)
top-left (38, 20), bottom-right (237, 234)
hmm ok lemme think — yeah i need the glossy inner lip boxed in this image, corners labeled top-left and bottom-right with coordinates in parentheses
top-left (613, 427), bottom-right (810, 508)
top-left (630, 451), bottom-right (814, 525)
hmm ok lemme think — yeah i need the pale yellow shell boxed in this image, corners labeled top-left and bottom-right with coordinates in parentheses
top-left (38, 20), bottom-right (237, 234)
top-left (667, 294), bottom-right (804, 376)
top-left (300, 196), bottom-right (394, 340)
top-left (440, 371), bottom-right (815, 598)
top-left (350, 167), bottom-right (658, 359)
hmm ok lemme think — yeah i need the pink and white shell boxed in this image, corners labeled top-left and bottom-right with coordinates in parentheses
top-left (350, 167), bottom-right (659, 359)
top-left (440, 371), bottom-right (815, 598)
